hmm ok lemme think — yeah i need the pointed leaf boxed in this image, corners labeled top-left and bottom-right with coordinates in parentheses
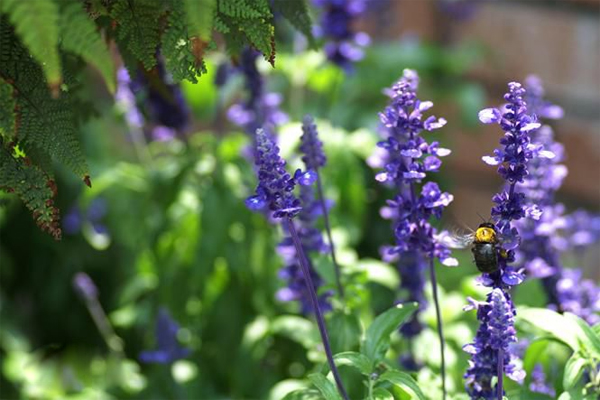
top-left (565, 313), bottom-right (600, 357)
top-left (379, 370), bottom-right (425, 400)
top-left (517, 308), bottom-right (580, 350)
top-left (332, 352), bottom-right (371, 376)
top-left (362, 303), bottom-right (418, 362)
top-left (563, 353), bottom-right (587, 390)
top-left (308, 374), bottom-right (342, 400)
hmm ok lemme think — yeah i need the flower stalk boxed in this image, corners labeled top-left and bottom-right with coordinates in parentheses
top-left (285, 218), bottom-right (349, 400)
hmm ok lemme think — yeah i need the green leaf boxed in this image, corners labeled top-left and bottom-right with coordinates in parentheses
top-left (362, 303), bottom-right (418, 363)
top-left (563, 353), bottom-right (587, 390)
top-left (184, 0), bottom-right (215, 41)
top-left (59, 1), bottom-right (116, 93)
top-left (518, 308), bottom-right (580, 350)
top-left (372, 387), bottom-right (394, 400)
top-left (332, 351), bottom-right (371, 376)
top-left (281, 389), bottom-right (323, 400)
top-left (379, 370), bottom-right (425, 400)
top-left (327, 311), bottom-right (362, 354)
top-left (272, 0), bottom-right (314, 48)
top-left (308, 374), bottom-right (342, 400)
top-left (1, 0), bottom-right (61, 90)
top-left (565, 313), bottom-right (600, 357)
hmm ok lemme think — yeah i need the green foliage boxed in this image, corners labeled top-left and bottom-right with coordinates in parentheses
top-left (362, 303), bottom-right (419, 363)
top-left (0, 0), bottom-right (61, 90)
top-left (0, 144), bottom-right (59, 238)
top-left (161, 0), bottom-right (208, 84)
top-left (379, 371), bottom-right (426, 400)
top-left (308, 373), bottom-right (342, 400)
top-left (58, 0), bottom-right (116, 93)
top-left (110, 0), bottom-right (164, 71)
top-left (272, 0), bottom-right (315, 48)
top-left (184, 0), bottom-right (215, 42)
top-left (0, 28), bottom-right (89, 180)
top-left (214, 0), bottom-right (275, 64)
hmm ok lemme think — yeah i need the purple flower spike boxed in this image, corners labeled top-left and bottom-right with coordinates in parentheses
top-left (300, 115), bottom-right (327, 170)
top-left (512, 77), bottom-right (600, 325)
top-left (465, 81), bottom-right (548, 399)
top-left (529, 364), bottom-right (555, 397)
top-left (374, 69), bottom-right (454, 398)
top-left (73, 272), bottom-right (98, 301)
top-left (139, 308), bottom-right (191, 364)
top-left (247, 129), bottom-right (302, 219)
top-left (313, 0), bottom-right (370, 72)
top-left (227, 48), bottom-right (288, 140)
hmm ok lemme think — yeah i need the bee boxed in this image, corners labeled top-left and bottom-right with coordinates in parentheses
top-left (444, 220), bottom-right (505, 274)
top-left (471, 222), bottom-right (500, 273)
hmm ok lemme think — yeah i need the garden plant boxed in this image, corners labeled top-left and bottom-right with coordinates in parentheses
top-left (0, 1), bottom-right (598, 399)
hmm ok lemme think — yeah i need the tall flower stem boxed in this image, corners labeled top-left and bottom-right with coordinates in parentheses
top-left (315, 172), bottom-right (344, 298)
top-left (285, 217), bottom-right (349, 400)
top-left (497, 349), bottom-right (504, 400)
top-left (428, 258), bottom-right (446, 400)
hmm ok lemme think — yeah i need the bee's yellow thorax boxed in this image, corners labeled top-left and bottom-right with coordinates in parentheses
top-left (475, 227), bottom-right (496, 243)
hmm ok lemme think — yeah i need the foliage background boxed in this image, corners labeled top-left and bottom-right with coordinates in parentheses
top-left (0, 0), bottom-right (598, 399)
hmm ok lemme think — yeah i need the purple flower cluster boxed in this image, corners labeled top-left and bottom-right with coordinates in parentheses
top-left (139, 308), bottom-right (191, 364)
top-left (115, 57), bottom-right (190, 142)
top-left (246, 129), bottom-right (315, 219)
top-left (275, 117), bottom-right (333, 312)
top-left (465, 82), bottom-right (545, 399)
top-left (512, 76), bottom-right (600, 325)
top-left (375, 69), bottom-right (455, 266)
top-left (313, 0), bottom-right (370, 72)
top-left (375, 70), bottom-right (455, 385)
top-left (227, 48), bottom-right (288, 140)
top-left (463, 290), bottom-right (525, 399)
top-left (529, 364), bottom-right (555, 397)
top-left (63, 198), bottom-right (109, 236)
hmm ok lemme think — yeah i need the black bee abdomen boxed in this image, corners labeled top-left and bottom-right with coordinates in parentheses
top-left (471, 243), bottom-right (498, 273)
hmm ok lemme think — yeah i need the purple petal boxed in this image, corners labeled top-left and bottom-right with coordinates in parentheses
top-left (502, 271), bottom-right (524, 286)
top-left (441, 257), bottom-right (458, 267)
top-left (295, 169), bottom-right (317, 186)
top-left (521, 122), bottom-right (541, 133)
top-left (478, 108), bottom-right (502, 124)
top-left (482, 155), bottom-right (501, 166)
top-left (245, 196), bottom-right (266, 211)
top-left (418, 101), bottom-right (433, 112)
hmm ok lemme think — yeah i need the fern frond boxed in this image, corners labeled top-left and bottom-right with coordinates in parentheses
top-left (0, 27), bottom-right (90, 182)
top-left (0, 144), bottom-right (61, 239)
top-left (272, 0), bottom-right (315, 48)
top-left (184, 0), bottom-right (215, 42)
top-left (59, 0), bottom-right (116, 93)
top-left (161, 0), bottom-right (207, 83)
top-left (215, 0), bottom-right (275, 65)
top-left (0, 0), bottom-right (62, 92)
top-left (0, 77), bottom-right (16, 139)
top-left (110, 0), bottom-right (164, 71)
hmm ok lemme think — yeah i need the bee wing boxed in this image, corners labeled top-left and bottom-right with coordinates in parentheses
top-left (439, 229), bottom-right (474, 249)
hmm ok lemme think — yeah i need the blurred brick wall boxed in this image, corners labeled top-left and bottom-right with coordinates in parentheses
top-left (363, 0), bottom-right (600, 277)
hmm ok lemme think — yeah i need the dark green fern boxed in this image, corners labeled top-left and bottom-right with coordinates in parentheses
top-left (214, 0), bottom-right (276, 64)
top-left (59, 0), bottom-right (116, 93)
top-left (110, 0), bottom-right (165, 71)
top-left (0, 0), bottom-right (62, 92)
top-left (0, 141), bottom-right (61, 239)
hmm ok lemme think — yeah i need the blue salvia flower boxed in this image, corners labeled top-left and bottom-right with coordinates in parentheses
top-left (299, 116), bottom-right (344, 297)
top-left (513, 76), bottom-right (600, 325)
top-left (465, 82), bottom-right (546, 399)
top-left (313, 0), bottom-right (371, 72)
top-left (245, 129), bottom-right (314, 218)
top-left (227, 48), bottom-right (288, 140)
top-left (139, 308), bottom-right (191, 364)
top-left (375, 69), bottom-right (455, 397)
top-left (246, 128), bottom-right (349, 399)
top-left (529, 364), bottom-right (555, 397)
